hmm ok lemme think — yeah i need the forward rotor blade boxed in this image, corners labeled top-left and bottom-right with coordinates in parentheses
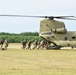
top-left (0, 14), bottom-right (45, 18)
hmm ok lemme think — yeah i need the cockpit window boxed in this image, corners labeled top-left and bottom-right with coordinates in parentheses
top-left (41, 32), bottom-right (52, 35)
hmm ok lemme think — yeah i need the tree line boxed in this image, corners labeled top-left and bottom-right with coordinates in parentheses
top-left (0, 32), bottom-right (39, 36)
top-left (0, 32), bottom-right (42, 43)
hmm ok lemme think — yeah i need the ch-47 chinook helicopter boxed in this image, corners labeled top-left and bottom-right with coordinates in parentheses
top-left (0, 15), bottom-right (76, 49)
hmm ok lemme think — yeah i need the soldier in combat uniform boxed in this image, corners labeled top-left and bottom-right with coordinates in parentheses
top-left (4, 38), bottom-right (9, 50)
top-left (27, 40), bottom-right (32, 50)
top-left (22, 39), bottom-right (27, 49)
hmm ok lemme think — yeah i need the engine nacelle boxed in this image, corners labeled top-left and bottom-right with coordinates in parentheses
top-left (51, 28), bottom-right (67, 34)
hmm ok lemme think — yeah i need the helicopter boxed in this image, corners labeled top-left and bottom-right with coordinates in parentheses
top-left (0, 14), bottom-right (76, 49)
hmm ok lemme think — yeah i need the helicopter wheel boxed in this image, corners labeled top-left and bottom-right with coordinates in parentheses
top-left (46, 45), bottom-right (61, 50)
top-left (71, 47), bottom-right (73, 49)
top-left (48, 41), bottom-right (61, 50)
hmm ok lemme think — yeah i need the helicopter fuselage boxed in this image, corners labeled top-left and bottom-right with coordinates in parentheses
top-left (40, 31), bottom-right (76, 48)
top-left (39, 19), bottom-right (76, 48)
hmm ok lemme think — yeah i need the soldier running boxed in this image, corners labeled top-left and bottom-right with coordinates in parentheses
top-left (0, 39), bottom-right (4, 50)
top-left (28, 40), bottom-right (32, 49)
top-left (4, 38), bottom-right (9, 50)
top-left (33, 40), bottom-right (38, 49)
top-left (22, 39), bottom-right (27, 49)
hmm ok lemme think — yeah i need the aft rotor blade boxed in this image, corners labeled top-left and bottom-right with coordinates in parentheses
top-left (53, 16), bottom-right (75, 18)
top-left (56, 17), bottom-right (76, 20)
top-left (43, 16), bottom-right (76, 20)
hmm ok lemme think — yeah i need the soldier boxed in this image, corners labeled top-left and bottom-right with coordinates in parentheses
top-left (27, 40), bottom-right (32, 49)
top-left (0, 39), bottom-right (3, 49)
top-left (36, 40), bottom-right (41, 49)
top-left (25, 41), bottom-right (32, 50)
top-left (4, 38), bottom-right (9, 50)
top-left (33, 40), bottom-right (38, 49)
top-left (39, 40), bottom-right (44, 49)
top-left (21, 39), bottom-right (27, 49)
top-left (0, 39), bottom-right (4, 50)
top-left (38, 40), bottom-right (47, 49)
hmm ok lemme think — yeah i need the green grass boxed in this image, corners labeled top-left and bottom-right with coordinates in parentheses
top-left (0, 45), bottom-right (76, 75)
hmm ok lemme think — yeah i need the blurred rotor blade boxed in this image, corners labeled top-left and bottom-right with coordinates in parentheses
top-left (0, 15), bottom-right (74, 18)
top-left (71, 16), bottom-right (76, 18)
top-left (55, 17), bottom-right (76, 20)
top-left (0, 14), bottom-right (46, 18)
top-left (53, 16), bottom-right (75, 18)
top-left (0, 14), bottom-right (76, 20)
top-left (43, 16), bottom-right (76, 20)
top-left (45, 16), bottom-right (76, 18)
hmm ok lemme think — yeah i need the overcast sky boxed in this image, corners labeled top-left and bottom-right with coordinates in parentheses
top-left (0, 0), bottom-right (76, 33)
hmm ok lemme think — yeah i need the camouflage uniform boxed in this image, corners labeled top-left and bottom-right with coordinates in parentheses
top-left (38, 40), bottom-right (47, 49)
top-left (0, 39), bottom-right (3, 49)
top-left (33, 40), bottom-right (38, 49)
top-left (22, 39), bottom-right (27, 49)
top-left (4, 38), bottom-right (9, 50)
top-left (39, 40), bottom-right (45, 49)
top-left (36, 40), bottom-right (41, 49)
top-left (27, 41), bottom-right (32, 49)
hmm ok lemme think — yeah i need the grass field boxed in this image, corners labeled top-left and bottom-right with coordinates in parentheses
top-left (0, 43), bottom-right (76, 75)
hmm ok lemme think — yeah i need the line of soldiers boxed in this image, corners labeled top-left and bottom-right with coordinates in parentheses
top-left (21, 39), bottom-right (50, 50)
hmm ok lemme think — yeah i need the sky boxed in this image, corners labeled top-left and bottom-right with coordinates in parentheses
top-left (0, 0), bottom-right (76, 33)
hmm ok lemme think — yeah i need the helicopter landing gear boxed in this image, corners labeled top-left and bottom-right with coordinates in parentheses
top-left (46, 45), bottom-right (61, 50)
top-left (71, 47), bottom-right (73, 49)
top-left (45, 41), bottom-right (61, 50)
